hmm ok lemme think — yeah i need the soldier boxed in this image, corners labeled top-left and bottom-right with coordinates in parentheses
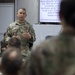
top-left (22, 0), bottom-right (75, 75)
top-left (2, 8), bottom-right (36, 59)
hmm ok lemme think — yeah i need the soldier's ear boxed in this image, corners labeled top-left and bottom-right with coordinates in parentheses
top-left (25, 13), bottom-right (27, 17)
top-left (59, 10), bottom-right (64, 21)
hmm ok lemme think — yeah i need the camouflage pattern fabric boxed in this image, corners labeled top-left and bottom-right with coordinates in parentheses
top-left (22, 31), bottom-right (75, 75)
top-left (4, 20), bottom-right (36, 59)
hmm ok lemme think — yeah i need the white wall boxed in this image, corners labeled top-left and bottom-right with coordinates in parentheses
top-left (0, 3), bottom-right (14, 41)
top-left (17, 0), bottom-right (38, 25)
top-left (33, 24), bottom-right (62, 45)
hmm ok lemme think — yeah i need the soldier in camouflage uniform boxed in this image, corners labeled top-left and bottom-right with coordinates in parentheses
top-left (22, 0), bottom-right (75, 75)
top-left (2, 8), bottom-right (36, 60)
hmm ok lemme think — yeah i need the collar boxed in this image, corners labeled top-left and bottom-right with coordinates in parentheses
top-left (60, 30), bottom-right (75, 36)
top-left (15, 20), bottom-right (26, 25)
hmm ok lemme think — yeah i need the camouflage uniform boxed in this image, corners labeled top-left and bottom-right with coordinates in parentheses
top-left (4, 20), bottom-right (36, 59)
top-left (23, 31), bottom-right (75, 75)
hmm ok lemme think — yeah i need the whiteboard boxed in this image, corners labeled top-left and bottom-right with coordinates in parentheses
top-left (39, 0), bottom-right (61, 23)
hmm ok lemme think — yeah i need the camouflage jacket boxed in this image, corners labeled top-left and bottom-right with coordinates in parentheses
top-left (4, 20), bottom-right (36, 57)
top-left (22, 31), bottom-right (75, 75)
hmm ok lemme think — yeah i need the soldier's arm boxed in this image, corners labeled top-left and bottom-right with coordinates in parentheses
top-left (1, 26), bottom-right (12, 51)
top-left (4, 22), bottom-right (17, 42)
top-left (28, 25), bottom-right (36, 43)
top-left (4, 26), bottom-right (12, 42)
top-left (18, 25), bottom-right (36, 43)
top-left (3, 23), bottom-right (17, 48)
top-left (19, 24), bottom-right (36, 49)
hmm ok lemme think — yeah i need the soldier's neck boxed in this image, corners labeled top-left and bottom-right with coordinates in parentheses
top-left (17, 20), bottom-right (25, 23)
top-left (62, 24), bottom-right (75, 32)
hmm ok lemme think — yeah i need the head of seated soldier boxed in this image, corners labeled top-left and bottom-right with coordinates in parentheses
top-left (7, 37), bottom-right (21, 49)
top-left (1, 48), bottom-right (22, 75)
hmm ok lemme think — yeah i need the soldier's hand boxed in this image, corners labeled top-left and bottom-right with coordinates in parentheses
top-left (22, 30), bottom-right (31, 39)
top-left (1, 47), bottom-right (7, 51)
top-left (12, 35), bottom-right (21, 40)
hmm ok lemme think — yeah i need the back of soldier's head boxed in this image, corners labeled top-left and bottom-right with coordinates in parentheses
top-left (60, 0), bottom-right (75, 28)
top-left (1, 48), bottom-right (22, 75)
top-left (8, 37), bottom-right (21, 49)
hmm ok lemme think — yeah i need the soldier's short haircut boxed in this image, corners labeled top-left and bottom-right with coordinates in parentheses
top-left (60, 0), bottom-right (75, 28)
top-left (19, 8), bottom-right (26, 11)
top-left (1, 48), bottom-right (22, 75)
top-left (8, 37), bottom-right (21, 48)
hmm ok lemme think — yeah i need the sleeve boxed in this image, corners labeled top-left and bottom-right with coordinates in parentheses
top-left (28, 25), bottom-right (36, 43)
top-left (4, 27), bottom-right (12, 42)
top-left (1, 26), bottom-right (12, 48)
top-left (4, 23), bottom-right (16, 43)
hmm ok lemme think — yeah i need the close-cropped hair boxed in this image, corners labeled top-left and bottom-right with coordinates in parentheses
top-left (60, 0), bottom-right (75, 28)
top-left (1, 48), bottom-right (22, 75)
top-left (8, 37), bottom-right (21, 48)
top-left (19, 8), bottom-right (26, 11)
